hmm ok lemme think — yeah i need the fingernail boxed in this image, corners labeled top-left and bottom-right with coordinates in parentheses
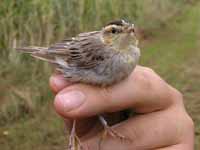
top-left (55, 91), bottom-right (85, 112)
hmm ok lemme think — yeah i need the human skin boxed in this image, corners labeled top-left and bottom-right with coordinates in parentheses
top-left (49, 66), bottom-right (194, 150)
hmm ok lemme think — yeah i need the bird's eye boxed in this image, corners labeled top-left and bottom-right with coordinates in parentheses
top-left (111, 28), bottom-right (117, 34)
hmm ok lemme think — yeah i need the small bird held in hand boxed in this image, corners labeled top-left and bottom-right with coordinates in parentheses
top-left (17, 19), bottom-right (140, 150)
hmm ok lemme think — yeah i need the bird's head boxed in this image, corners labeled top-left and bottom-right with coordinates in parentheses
top-left (101, 19), bottom-right (138, 52)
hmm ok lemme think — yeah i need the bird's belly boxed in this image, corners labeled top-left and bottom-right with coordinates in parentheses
top-left (91, 55), bottom-right (136, 86)
top-left (62, 55), bottom-right (137, 86)
top-left (107, 58), bottom-right (136, 84)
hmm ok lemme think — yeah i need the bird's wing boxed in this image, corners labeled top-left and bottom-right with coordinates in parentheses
top-left (46, 31), bottom-right (107, 69)
top-left (16, 31), bottom-right (108, 69)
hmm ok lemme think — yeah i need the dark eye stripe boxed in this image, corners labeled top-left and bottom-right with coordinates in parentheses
top-left (112, 27), bottom-right (123, 34)
top-left (104, 25), bottom-right (122, 34)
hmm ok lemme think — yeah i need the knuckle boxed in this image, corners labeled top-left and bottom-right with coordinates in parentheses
top-left (178, 112), bottom-right (194, 138)
top-left (174, 89), bottom-right (183, 99)
top-left (137, 66), bottom-right (155, 74)
top-left (134, 67), bottom-right (155, 81)
top-left (170, 88), bottom-right (184, 104)
top-left (133, 68), bottom-right (153, 89)
top-left (172, 94), bottom-right (194, 134)
top-left (143, 67), bottom-right (155, 73)
top-left (184, 114), bottom-right (194, 131)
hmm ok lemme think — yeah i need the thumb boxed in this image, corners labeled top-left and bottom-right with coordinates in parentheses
top-left (53, 78), bottom-right (139, 118)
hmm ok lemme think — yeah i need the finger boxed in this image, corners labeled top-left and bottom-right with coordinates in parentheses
top-left (156, 144), bottom-right (192, 150)
top-left (49, 74), bottom-right (72, 93)
top-left (54, 66), bottom-right (180, 118)
top-left (82, 106), bottom-right (190, 150)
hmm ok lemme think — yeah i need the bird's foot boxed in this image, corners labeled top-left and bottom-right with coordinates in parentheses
top-left (68, 133), bottom-right (84, 150)
top-left (98, 125), bottom-right (131, 150)
top-left (98, 115), bottom-right (131, 150)
top-left (67, 120), bottom-right (86, 150)
top-left (102, 125), bottom-right (128, 141)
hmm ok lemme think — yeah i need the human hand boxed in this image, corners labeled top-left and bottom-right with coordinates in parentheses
top-left (50, 66), bottom-right (194, 150)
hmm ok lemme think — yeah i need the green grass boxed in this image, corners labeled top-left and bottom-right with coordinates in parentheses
top-left (0, 0), bottom-right (200, 150)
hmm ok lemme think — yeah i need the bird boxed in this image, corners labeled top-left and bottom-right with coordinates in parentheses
top-left (16, 19), bottom-right (140, 150)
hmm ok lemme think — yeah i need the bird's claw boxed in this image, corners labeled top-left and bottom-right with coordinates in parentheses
top-left (67, 133), bottom-right (84, 150)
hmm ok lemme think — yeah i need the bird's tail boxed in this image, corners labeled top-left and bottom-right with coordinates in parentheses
top-left (16, 46), bottom-right (56, 63)
top-left (16, 46), bottom-right (48, 53)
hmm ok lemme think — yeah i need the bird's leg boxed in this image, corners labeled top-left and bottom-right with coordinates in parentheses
top-left (98, 115), bottom-right (127, 140)
top-left (67, 120), bottom-right (84, 150)
top-left (98, 115), bottom-right (131, 149)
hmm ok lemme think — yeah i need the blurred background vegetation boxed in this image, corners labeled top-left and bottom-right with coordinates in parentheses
top-left (0, 0), bottom-right (199, 149)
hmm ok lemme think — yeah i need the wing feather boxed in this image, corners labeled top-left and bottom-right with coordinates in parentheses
top-left (48, 31), bottom-right (106, 69)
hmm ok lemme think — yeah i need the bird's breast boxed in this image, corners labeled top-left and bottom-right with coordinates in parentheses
top-left (100, 52), bottom-right (137, 84)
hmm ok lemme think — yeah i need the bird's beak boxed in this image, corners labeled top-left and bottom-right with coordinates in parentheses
top-left (128, 24), bottom-right (135, 33)
top-left (128, 24), bottom-right (139, 46)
